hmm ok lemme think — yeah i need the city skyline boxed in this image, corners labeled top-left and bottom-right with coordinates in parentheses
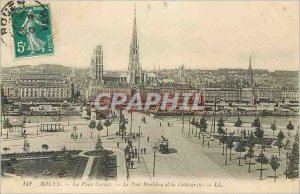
top-left (1, 1), bottom-right (299, 71)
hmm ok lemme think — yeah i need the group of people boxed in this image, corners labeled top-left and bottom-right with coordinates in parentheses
top-left (71, 133), bottom-right (82, 139)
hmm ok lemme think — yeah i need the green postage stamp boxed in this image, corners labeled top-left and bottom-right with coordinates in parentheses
top-left (11, 4), bottom-right (53, 58)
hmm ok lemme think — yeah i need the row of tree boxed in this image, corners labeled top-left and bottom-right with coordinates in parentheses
top-left (88, 119), bottom-right (112, 138)
top-left (188, 115), bottom-right (299, 181)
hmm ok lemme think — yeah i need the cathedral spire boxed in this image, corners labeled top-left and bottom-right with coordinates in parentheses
top-left (131, 4), bottom-right (138, 55)
top-left (128, 5), bottom-right (141, 84)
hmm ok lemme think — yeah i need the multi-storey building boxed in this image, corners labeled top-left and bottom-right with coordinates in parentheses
top-left (13, 73), bottom-right (71, 103)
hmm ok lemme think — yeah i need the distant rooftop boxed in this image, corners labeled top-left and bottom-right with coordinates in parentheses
top-left (19, 73), bottom-right (65, 81)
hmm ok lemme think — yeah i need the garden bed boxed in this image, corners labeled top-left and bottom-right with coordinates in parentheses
top-left (1, 156), bottom-right (88, 179)
top-left (88, 152), bottom-right (117, 180)
top-left (1, 150), bottom-right (82, 159)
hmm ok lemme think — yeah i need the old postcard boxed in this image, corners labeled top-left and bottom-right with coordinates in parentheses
top-left (1, 0), bottom-right (299, 193)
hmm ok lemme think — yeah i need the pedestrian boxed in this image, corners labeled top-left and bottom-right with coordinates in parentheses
top-left (160, 122), bottom-right (161, 127)
top-left (141, 148), bottom-right (143, 154)
top-left (144, 148), bottom-right (146, 154)
top-left (147, 136), bottom-right (149, 142)
top-left (117, 141), bottom-right (119, 148)
top-left (141, 132), bottom-right (143, 137)
top-left (71, 133), bottom-right (73, 139)
top-left (207, 141), bottom-right (210, 148)
top-left (80, 133), bottom-right (82, 138)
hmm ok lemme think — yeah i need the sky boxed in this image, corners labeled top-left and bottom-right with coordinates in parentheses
top-left (1, 0), bottom-right (299, 71)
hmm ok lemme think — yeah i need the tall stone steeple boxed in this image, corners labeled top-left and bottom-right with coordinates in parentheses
top-left (128, 5), bottom-right (142, 84)
top-left (247, 56), bottom-right (253, 87)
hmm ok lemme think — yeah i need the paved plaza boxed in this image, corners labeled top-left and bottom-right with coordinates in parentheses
top-left (2, 111), bottom-right (298, 183)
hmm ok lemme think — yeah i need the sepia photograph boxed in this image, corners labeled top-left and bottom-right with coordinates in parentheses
top-left (1, 0), bottom-right (299, 193)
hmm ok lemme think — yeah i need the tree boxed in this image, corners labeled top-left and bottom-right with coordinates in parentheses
top-left (235, 142), bottom-right (246, 166)
top-left (70, 83), bottom-right (75, 103)
top-left (251, 117), bottom-right (261, 128)
top-left (89, 119), bottom-right (96, 138)
top-left (3, 147), bottom-right (9, 154)
top-left (277, 140), bottom-right (284, 159)
top-left (104, 119), bottom-right (112, 136)
top-left (1, 85), bottom-right (8, 105)
top-left (269, 155), bottom-right (280, 182)
top-left (199, 115), bottom-right (207, 144)
top-left (254, 127), bottom-right (264, 150)
top-left (270, 120), bottom-right (277, 136)
top-left (96, 121), bottom-right (104, 137)
top-left (74, 90), bottom-right (81, 103)
top-left (41, 144), bottom-right (49, 152)
top-left (234, 117), bottom-right (243, 134)
top-left (247, 132), bottom-right (256, 148)
top-left (286, 121), bottom-right (294, 137)
top-left (227, 138), bottom-right (234, 160)
top-left (217, 118), bottom-right (225, 144)
top-left (95, 136), bottom-right (103, 150)
top-left (295, 130), bottom-right (299, 144)
top-left (277, 130), bottom-right (285, 141)
top-left (256, 151), bottom-right (268, 180)
top-left (244, 146), bottom-right (255, 173)
top-left (285, 141), bottom-right (299, 179)
top-left (217, 117), bottom-right (225, 132)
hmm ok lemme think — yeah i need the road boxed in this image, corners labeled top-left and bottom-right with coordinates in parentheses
top-left (125, 112), bottom-right (234, 180)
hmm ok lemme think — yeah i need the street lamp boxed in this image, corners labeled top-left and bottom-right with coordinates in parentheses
top-left (138, 125), bottom-right (141, 163)
top-left (153, 146), bottom-right (158, 177)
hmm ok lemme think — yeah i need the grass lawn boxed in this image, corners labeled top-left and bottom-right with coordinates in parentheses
top-left (2, 156), bottom-right (88, 179)
top-left (84, 149), bottom-right (113, 156)
top-left (89, 155), bottom-right (117, 180)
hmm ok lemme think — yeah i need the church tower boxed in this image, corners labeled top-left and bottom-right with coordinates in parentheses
top-left (247, 56), bottom-right (254, 87)
top-left (91, 45), bottom-right (104, 83)
top-left (128, 5), bottom-right (142, 84)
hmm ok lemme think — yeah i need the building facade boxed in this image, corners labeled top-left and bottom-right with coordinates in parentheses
top-left (13, 73), bottom-right (71, 103)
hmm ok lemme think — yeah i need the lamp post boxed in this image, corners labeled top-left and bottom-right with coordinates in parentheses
top-left (225, 128), bottom-right (228, 166)
top-left (182, 112), bottom-right (184, 133)
top-left (138, 125), bottom-right (141, 163)
top-left (188, 114), bottom-right (191, 138)
top-left (153, 147), bottom-right (157, 177)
